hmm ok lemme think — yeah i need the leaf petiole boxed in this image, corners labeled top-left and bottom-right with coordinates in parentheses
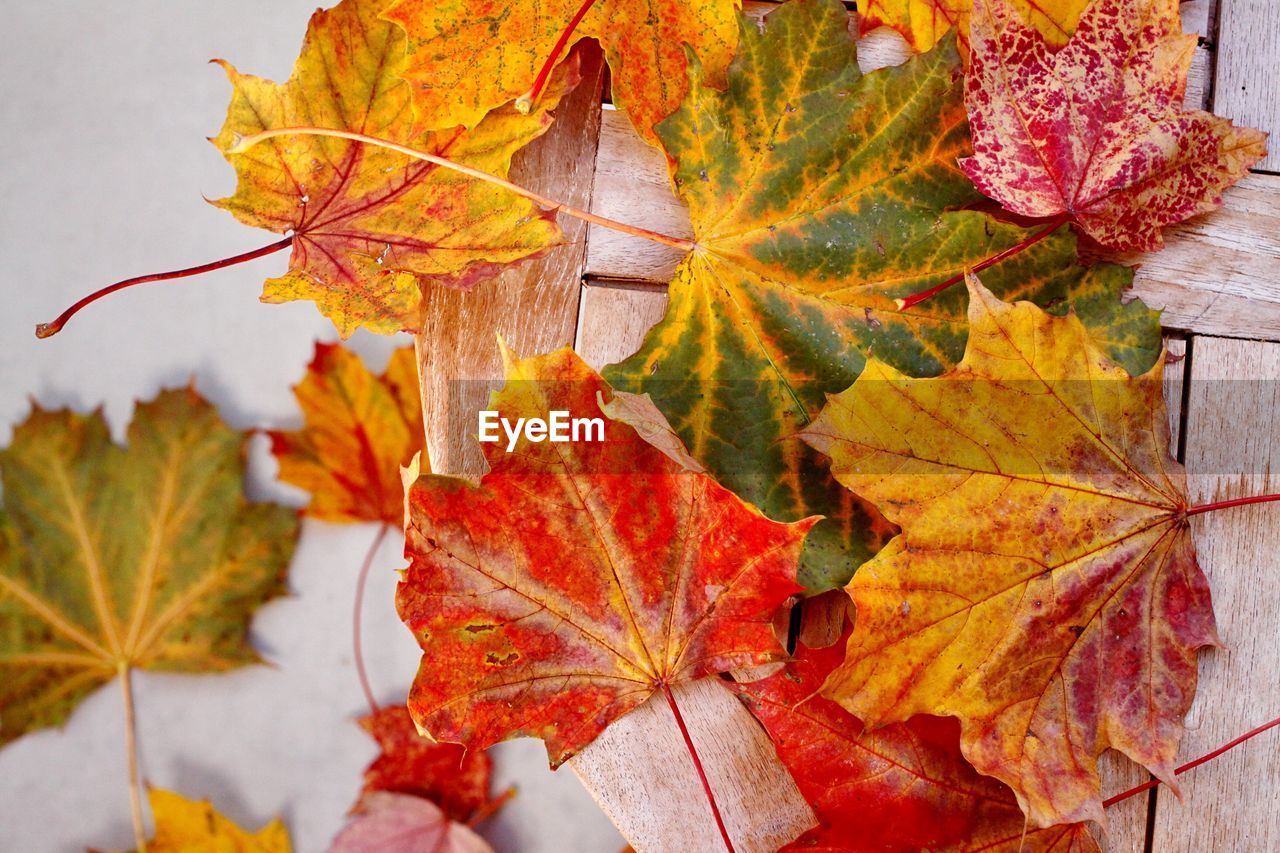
top-left (228, 128), bottom-right (696, 252)
top-left (894, 214), bottom-right (1070, 311)
top-left (354, 524), bottom-right (392, 716)
top-left (661, 683), bottom-right (736, 853)
top-left (516, 0), bottom-right (600, 114)
top-left (118, 662), bottom-right (148, 853)
top-left (35, 236), bottom-right (293, 339)
top-left (1104, 713), bottom-right (1280, 807)
top-left (1185, 493), bottom-right (1280, 517)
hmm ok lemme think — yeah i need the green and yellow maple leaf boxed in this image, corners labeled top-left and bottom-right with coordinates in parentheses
top-left (211, 0), bottom-right (577, 337)
top-left (0, 389), bottom-right (297, 745)
top-left (605, 0), bottom-right (1160, 593)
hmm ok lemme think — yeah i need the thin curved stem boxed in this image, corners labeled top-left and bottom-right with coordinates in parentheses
top-left (466, 786), bottom-right (517, 828)
top-left (661, 683), bottom-right (736, 853)
top-left (36, 236), bottom-right (293, 339)
top-left (118, 662), bottom-right (148, 853)
top-left (228, 128), bottom-right (695, 252)
top-left (1104, 713), bottom-right (1280, 807)
top-left (894, 215), bottom-right (1070, 311)
top-left (354, 524), bottom-right (392, 716)
top-left (1185, 493), bottom-right (1280, 517)
top-left (518, 0), bottom-right (599, 113)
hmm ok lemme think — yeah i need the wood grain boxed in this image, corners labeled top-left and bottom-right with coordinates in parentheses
top-left (1147, 336), bottom-right (1280, 849)
top-left (571, 679), bottom-right (816, 852)
top-left (1214, 0), bottom-right (1280, 171)
top-left (585, 110), bottom-right (1280, 340)
top-left (414, 45), bottom-right (604, 478)
top-left (1120, 173), bottom-right (1280, 339)
top-left (575, 282), bottom-right (669, 369)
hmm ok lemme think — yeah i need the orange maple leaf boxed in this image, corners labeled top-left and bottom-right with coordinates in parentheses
top-left (800, 276), bottom-right (1219, 826)
top-left (959, 0), bottom-right (1266, 251)
top-left (397, 347), bottom-right (814, 766)
top-left (356, 706), bottom-right (494, 825)
top-left (270, 343), bottom-right (423, 526)
top-left (736, 627), bottom-right (1099, 851)
top-left (383, 0), bottom-right (739, 145)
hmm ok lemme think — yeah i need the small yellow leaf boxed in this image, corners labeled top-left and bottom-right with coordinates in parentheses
top-left (136, 788), bottom-right (290, 853)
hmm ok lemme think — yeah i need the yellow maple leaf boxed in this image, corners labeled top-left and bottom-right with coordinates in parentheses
top-left (131, 789), bottom-right (290, 853)
top-left (211, 0), bottom-right (576, 336)
top-left (801, 275), bottom-right (1218, 827)
top-left (859, 0), bottom-right (1087, 54)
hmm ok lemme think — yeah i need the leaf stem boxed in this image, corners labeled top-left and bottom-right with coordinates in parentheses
top-left (894, 214), bottom-right (1070, 311)
top-left (661, 683), bottom-right (736, 853)
top-left (35, 236), bottom-right (293, 339)
top-left (517, 0), bottom-right (599, 113)
top-left (1103, 713), bottom-right (1280, 807)
top-left (1185, 493), bottom-right (1280, 517)
top-left (354, 524), bottom-right (391, 716)
top-left (228, 128), bottom-right (696, 252)
top-left (466, 785), bottom-right (517, 828)
top-left (118, 662), bottom-right (148, 853)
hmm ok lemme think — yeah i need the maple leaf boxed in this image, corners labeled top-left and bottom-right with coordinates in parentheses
top-left (358, 705), bottom-right (493, 824)
top-left (332, 792), bottom-right (492, 853)
top-left (270, 343), bottom-right (423, 526)
top-left (383, 0), bottom-right (738, 145)
top-left (605, 0), bottom-right (1160, 593)
top-left (735, 628), bottom-right (1098, 851)
top-left (800, 275), bottom-right (1218, 827)
top-left (0, 389), bottom-right (297, 746)
top-left (211, 0), bottom-right (579, 337)
top-left (118, 789), bottom-right (290, 853)
top-left (960, 0), bottom-right (1267, 252)
top-left (397, 347), bottom-right (814, 766)
top-left (858, 0), bottom-right (1086, 55)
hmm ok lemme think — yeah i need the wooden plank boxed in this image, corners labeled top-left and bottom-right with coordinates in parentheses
top-left (1097, 337), bottom-right (1189, 852)
top-left (575, 282), bottom-right (668, 369)
top-left (415, 45), bottom-right (604, 476)
top-left (586, 110), bottom-right (1280, 340)
top-left (571, 679), bottom-right (816, 852)
top-left (1214, 0), bottom-right (1280, 171)
top-left (1121, 173), bottom-right (1280, 339)
top-left (1148, 336), bottom-right (1280, 849)
top-left (1180, 0), bottom-right (1216, 38)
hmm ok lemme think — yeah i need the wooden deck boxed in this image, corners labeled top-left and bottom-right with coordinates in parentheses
top-left (413, 2), bottom-right (1280, 849)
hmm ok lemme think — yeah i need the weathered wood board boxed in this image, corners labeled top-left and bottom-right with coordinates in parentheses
top-left (1215, 0), bottom-right (1280, 172)
top-left (1147, 336), bottom-right (1280, 850)
top-left (414, 46), bottom-right (605, 477)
